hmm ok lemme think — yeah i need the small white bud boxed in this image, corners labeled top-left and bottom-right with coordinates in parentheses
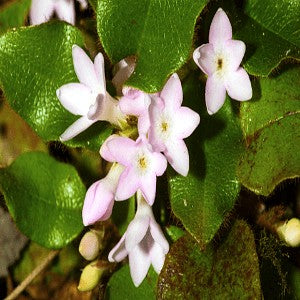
top-left (79, 231), bottom-right (100, 261)
top-left (276, 218), bottom-right (300, 247)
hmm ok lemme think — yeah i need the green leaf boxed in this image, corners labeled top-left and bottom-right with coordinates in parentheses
top-left (0, 152), bottom-right (86, 249)
top-left (105, 265), bottom-right (157, 300)
top-left (88, 0), bottom-right (97, 11)
top-left (238, 67), bottom-right (300, 196)
top-left (245, 0), bottom-right (300, 48)
top-left (0, 21), bottom-right (112, 151)
top-left (168, 74), bottom-right (242, 247)
top-left (0, 0), bottom-right (31, 34)
top-left (96, 0), bottom-right (208, 92)
top-left (157, 220), bottom-right (261, 299)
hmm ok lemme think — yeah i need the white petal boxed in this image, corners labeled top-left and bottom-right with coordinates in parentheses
top-left (72, 45), bottom-right (100, 92)
top-left (209, 8), bottom-right (232, 48)
top-left (225, 68), bottom-right (252, 101)
top-left (125, 216), bottom-right (150, 252)
top-left (150, 242), bottom-right (166, 274)
top-left (140, 174), bottom-right (157, 206)
top-left (60, 116), bottom-right (96, 142)
top-left (160, 74), bottom-right (183, 111)
top-left (193, 44), bottom-right (216, 76)
top-left (164, 139), bottom-right (189, 176)
top-left (115, 168), bottom-right (140, 201)
top-left (94, 52), bottom-right (106, 95)
top-left (225, 40), bottom-right (246, 72)
top-left (56, 83), bottom-right (95, 116)
top-left (54, 0), bottom-right (75, 25)
top-left (30, 0), bottom-right (54, 25)
top-left (174, 107), bottom-right (200, 139)
top-left (99, 134), bottom-right (120, 162)
top-left (205, 74), bottom-right (226, 115)
top-left (128, 242), bottom-right (152, 287)
top-left (108, 235), bottom-right (128, 262)
top-left (149, 220), bottom-right (169, 253)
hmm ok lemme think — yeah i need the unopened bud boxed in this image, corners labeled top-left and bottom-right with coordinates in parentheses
top-left (276, 218), bottom-right (300, 247)
top-left (78, 262), bottom-right (104, 292)
top-left (79, 231), bottom-right (100, 261)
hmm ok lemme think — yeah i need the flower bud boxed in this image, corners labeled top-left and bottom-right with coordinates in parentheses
top-left (77, 262), bottom-right (104, 292)
top-left (276, 218), bottom-right (300, 247)
top-left (79, 231), bottom-right (101, 261)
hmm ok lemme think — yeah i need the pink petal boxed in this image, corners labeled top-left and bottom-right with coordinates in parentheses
top-left (205, 74), bottom-right (226, 115)
top-left (164, 139), bottom-right (189, 176)
top-left (82, 179), bottom-right (115, 226)
top-left (115, 168), bottom-right (140, 201)
top-left (128, 242), bottom-right (152, 287)
top-left (108, 235), bottom-right (128, 262)
top-left (138, 112), bottom-right (151, 136)
top-left (125, 216), bottom-right (150, 251)
top-left (160, 74), bottom-right (183, 111)
top-left (193, 44), bottom-right (216, 76)
top-left (99, 134), bottom-right (119, 162)
top-left (56, 83), bottom-right (95, 116)
top-left (54, 0), bottom-right (75, 25)
top-left (106, 137), bottom-right (137, 166)
top-left (94, 52), bottom-right (106, 95)
top-left (152, 152), bottom-right (167, 176)
top-left (225, 40), bottom-right (246, 72)
top-left (209, 8), bottom-right (232, 48)
top-left (140, 174), bottom-right (157, 206)
top-left (149, 242), bottom-right (166, 274)
top-left (60, 116), bottom-right (96, 142)
top-left (77, 0), bottom-right (88, 9)
top-left (119, 90), bottom-right (150, 116)
top-left (225, 68), bottom-right (252, 101)
top-left (72, 45), bottom-right (99, 92)
top-left (30, 0), bottom-right (54, 25)
top-left (149, 220), bottom-right (169, 253)
top-left (174, 107), bottom-right (200, 139)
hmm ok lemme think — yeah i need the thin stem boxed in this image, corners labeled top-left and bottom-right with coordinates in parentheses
top-left (5, 250), bottom-right (59, 300)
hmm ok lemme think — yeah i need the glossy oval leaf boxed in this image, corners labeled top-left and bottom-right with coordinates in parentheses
top-left (105, 265), bottom-right (157, 300)
top-left (238, 67), bottom-right (300, 196)
top-left (97, 0), bottom-right (208, 92)
top-left (157, 220), bottom-right (261, 299)
top-left (0, 21), bottom-right (112, 151)
top-left (0, 152), bottom-right (86, 249)
top-left (245, 0), bottom-right (300, 48)
top-left (168, 74), bottom-right (242, 247)
top-left (0, 0), bottom-right (31, 34)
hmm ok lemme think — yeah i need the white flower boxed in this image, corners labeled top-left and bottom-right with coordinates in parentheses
top-left (56, 45), bottom-right (124, 141)
top-left (108, 192), bottom-right (169, 286)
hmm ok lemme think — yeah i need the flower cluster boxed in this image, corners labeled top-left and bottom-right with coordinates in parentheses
top-left (56, 7), bottom-right (251, 288)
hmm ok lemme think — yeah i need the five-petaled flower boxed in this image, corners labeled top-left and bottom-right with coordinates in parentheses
top-left (104, 136), bottom-right (167, 205)
top-left (30, 0), bottom-right (88, 25)
top-left (108, 192), bottom-right (169, 287)
top-left (193, 8), bottom-right (252, 115)
top-left (56, 45), bottom-right (124, 141)
top-left (148, 74), bottom-right (200, 176)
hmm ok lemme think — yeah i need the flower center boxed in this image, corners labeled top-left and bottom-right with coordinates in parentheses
top-left (161, 122), bottom-right (168, 132)
top-left (217, 58), bottom-right (223, 70)
top-left (138, 156), bottom-right (147, 169)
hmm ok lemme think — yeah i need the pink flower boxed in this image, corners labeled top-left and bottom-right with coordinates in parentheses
top-left (30, 0), bottom-right (87, 25)
top-left (82, 163), bottom-right (124, 226)
top-left (56, 45), bottom-right (124, 141)
top-left (108, 192), bottom-right (169, 287)
top-left (148, 74), bottom-right (200, 176)
top-left (193, 8), bottom-right (252, 115)
top-left (119, 87), bottom-right (152, 135)
top-left (104, 136), bottom-right (167, 205)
